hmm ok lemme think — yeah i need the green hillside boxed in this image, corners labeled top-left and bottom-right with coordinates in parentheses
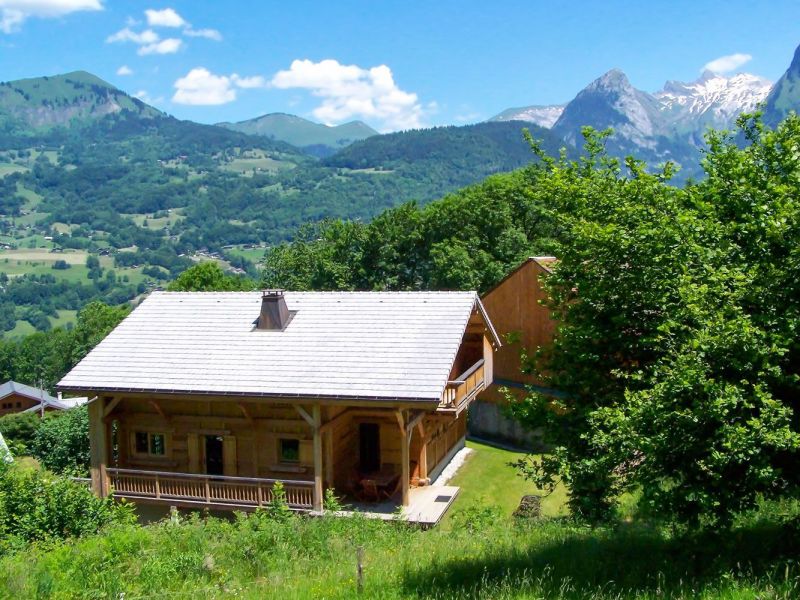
top-left (0, 71), bottom-right (162, 134)
top-left (218, 112), bottom-right (378, 155)
top-left (0, 71), bottom-right (558, 337)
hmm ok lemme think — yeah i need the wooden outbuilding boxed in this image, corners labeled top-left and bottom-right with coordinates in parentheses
top-left (59, 290), bottom-right (500, 516)
top-left (471, 257), bottom-right (557, 446)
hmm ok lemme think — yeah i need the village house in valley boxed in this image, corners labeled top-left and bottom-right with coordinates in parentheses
top-left (0, 380), bottom-right (87, 417)
top-left (470, 257), bottom-right (557, 447)
top-left (58, 290), bottom-right (499, 522)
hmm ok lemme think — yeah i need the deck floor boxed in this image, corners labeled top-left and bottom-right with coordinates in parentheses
top-left (338, 485), bottom-right (460, 527)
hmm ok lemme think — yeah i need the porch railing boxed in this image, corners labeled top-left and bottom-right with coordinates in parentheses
top-left (107, 468), bottom-right (314, 509)
top-left (439, 359), bottom-right (485, 411)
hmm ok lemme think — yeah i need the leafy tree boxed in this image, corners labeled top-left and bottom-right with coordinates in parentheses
top-left (511, 119), bottom-right (800, 527)
top-left (168, 261), bottom-right (256, 292)
top-left (0, 460), bottom-right (134, 548)
top-left (31, 406), bottom-right (90, 475)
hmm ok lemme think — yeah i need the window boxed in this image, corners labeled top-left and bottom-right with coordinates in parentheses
top-left (279, 438), bottom-right (300, 463)
top-left (134, 432), bottom-right (166, 456)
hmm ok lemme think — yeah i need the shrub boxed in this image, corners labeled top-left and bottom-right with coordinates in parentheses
top-left (30, 406), bottom-right (89, 475)
top-left (0, 461), bottom-right (135, 550)
top-left (0, 412), bottom-right (40, 453)
top-left (450, 499), bottom-right (503, 532)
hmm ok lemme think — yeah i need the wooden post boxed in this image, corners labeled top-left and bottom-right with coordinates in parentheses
top-left (88, 397), bottom-right (109, 497)
top-left (356, 545), bottom-right (364, 594)
top-left (324, 428), bottom-right (334, 489)
top-left (398, 410), bottom-right (410, 507)
top-left (312, 404), bottom-right (323, 512)
top-left (417, 421), bottom-right (428, 481)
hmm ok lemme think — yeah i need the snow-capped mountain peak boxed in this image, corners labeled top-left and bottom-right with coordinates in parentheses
top-left (655, 71), bottom-right (772, 125)
top-left (489, 104), bottom-right (565, 128)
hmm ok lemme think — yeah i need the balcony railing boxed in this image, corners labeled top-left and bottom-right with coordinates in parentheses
top-left (439, 359), bottom-right (485, 412)
top-left (107, 468), bottom-right (315, 510)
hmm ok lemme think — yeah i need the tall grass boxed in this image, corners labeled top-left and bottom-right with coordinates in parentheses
top-left (0, 504), bottom-right (798, 599)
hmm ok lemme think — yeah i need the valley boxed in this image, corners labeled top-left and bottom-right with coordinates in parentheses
top-left (1, 42), bottom-right (799, 337)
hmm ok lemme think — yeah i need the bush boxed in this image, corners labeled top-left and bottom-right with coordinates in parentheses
top-left (30, 406), bottom-right (89, 475)
top-left (0, 462), bottom-right (135, 550)
top-left (51, 260), bottom-right (70, 270)
top-left (0, 412), bottom-right (40, 454)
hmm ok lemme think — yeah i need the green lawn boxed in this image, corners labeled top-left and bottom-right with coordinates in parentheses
top-left (445, 440), bottom-right (568, 524)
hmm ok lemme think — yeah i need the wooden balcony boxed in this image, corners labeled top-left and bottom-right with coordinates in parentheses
top-left (107, 468), bottom-right (315, 510)
top-left (439, 359), bottom-right (485, 413)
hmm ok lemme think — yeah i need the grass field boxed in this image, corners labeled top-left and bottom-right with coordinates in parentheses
top-left (226, 245), bottom-right (268, 263)
top-left (444, 440), bottom-right (568, 524)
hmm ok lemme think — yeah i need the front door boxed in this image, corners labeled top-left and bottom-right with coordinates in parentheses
top-left (205, 435), bottom-right (224, 475)
top-left (359, 423), bottom-right (380, 473)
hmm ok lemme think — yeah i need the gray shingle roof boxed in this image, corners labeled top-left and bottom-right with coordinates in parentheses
top-left (0, 381), bottom-right (56, 404)
top-left (58, 291), bottom-right (489, 403)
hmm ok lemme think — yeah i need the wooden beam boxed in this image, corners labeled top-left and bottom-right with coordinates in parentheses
top-left (319, 407), bottom-right (353, 434)
top-left (400, 411), bottom-right (410, 507)
top-left (324, 429), bottom-right (334, 489)
top-left (394, 410), bottom-right (406, 434)
top-left (417, 421), bottom-right (428, 480)
top-left (312, 404), bottom-right (323, 512)
top-left (103, 396), bottom-right (122, 418)
top-left (88, 398), bottom-right (109, 497)
top-left (407, 410), bottom-right (426, 433)
top-left (148, 400), bottom-right (169, 421)
top-left (237, 402), bottom-right (255, 424)
top-left (294, 404), bottom-right (315, 428)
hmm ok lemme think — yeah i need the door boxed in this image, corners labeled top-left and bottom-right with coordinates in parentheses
top-left (205, 435), bottom-right (224, 475)
top-left (358, 423), bottom-right (380, 473)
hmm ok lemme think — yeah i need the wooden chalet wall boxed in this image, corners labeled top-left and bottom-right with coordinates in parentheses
top-left (107, 397), bottom-right (468, 495)
top-left (0, 393), bottom-right (41, 416)
top-left (471, 258), bottom-right (556, 447)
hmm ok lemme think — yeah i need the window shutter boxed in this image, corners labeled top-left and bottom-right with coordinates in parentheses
top-left (223, 436), bottom-right (237, 476)
top-left (188, 433), bottom-right (199, 473)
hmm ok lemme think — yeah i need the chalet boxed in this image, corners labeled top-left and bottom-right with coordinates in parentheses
top-left (0, 381), bottom-right (89, 417)
top-left (471, 257), bottom-right (557, 447)
top-left (58, 290), bottom-right (499, 518)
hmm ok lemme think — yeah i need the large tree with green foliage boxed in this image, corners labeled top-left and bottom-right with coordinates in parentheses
top-left (511, 117), bottom-right (800, 526)
top-left (168, 262), bottom-right (256, 292)
top-left (262, 167), bottom-right (560, 293)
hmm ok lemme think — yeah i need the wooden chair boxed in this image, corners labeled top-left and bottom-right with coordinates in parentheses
top-left (382, 474), bottom-right (402, 500)
top-left (360, 479), bottom-right (380, 502)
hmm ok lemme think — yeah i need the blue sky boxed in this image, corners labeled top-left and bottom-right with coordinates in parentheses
top-left (1, 0), bottom-right (799, 131)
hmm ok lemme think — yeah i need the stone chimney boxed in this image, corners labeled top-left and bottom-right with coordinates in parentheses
top-left (257, 289), bottom-right (290, 330)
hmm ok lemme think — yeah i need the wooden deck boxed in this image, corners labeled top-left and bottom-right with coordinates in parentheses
top-left (107, 468), bottom-right (315, 510)
top-left (338, 485), bottom-right (460, 527)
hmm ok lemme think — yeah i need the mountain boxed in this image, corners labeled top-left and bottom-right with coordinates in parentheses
top-left (0, 71), bottom-right (162, 134)
top-left (552, 69), bottom-right (665, 154)
top-left (489, 105), bottom-right (565, 128)
top-left (656, 70), bottom-right (771, 142)
top-left (218, 113), bottom-right (378, 156)
top-left (764, 44), bottom-right (800, 126)
top-left (324, 121), bottom-right (564, 174)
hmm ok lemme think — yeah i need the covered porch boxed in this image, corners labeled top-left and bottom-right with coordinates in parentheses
top-left (88, 359), bottom-right (480, 515)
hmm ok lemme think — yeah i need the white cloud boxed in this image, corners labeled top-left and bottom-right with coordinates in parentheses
top-left (183, 26), bottom-right (221, 41)
top-left (231, 74), bottom-right (266, 89)
top-left (138, 37), bottom-right (182, 55)
top-left (0, 0), bottom-right (102, 33)
top-left (270, 59), bottom-right (427, 131)
top-left (116, 65), bottom-right (133, 76)
top-left (172, 67), bottom-right (266, 105)
top-left (172, 67), bottom-right (236, 105)
top-left (106, 27), bottom-right (158, 44)
top-left (703, 53), bottom-right (753, 74)
top-left (144, 7), bottom-right (185, 28)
